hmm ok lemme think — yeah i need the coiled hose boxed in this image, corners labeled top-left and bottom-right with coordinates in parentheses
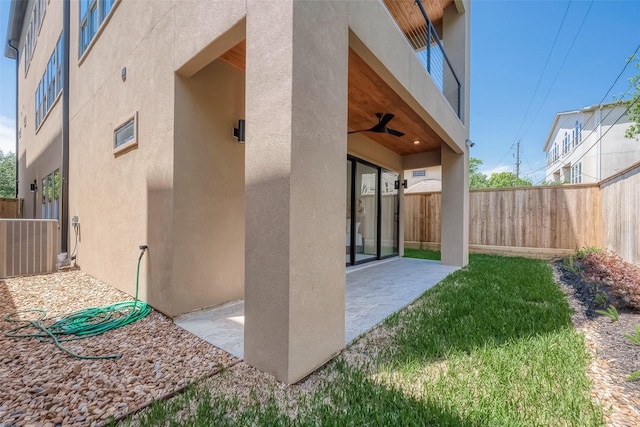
top-left (4, 246), bottom-right (151, 359)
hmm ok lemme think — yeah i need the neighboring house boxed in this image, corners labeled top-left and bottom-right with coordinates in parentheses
top-left (5, 0), bottom-right (470, 383)
top-left (543, 102), bottom-right (640, 184)
top-left (404, 166), bottom-right (442, 193)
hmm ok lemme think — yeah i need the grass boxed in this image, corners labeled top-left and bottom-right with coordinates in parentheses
top-left (121, 251), bottom-right (603, 426)
top-left (403, 247), bottom-right (441, 261)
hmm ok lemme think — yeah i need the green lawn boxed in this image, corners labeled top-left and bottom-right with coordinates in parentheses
top-left (122, 252), bottom-right (603, 426)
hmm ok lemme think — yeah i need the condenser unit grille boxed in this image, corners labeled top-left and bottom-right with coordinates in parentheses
top-left (0, 220), bottom-right (59, 278)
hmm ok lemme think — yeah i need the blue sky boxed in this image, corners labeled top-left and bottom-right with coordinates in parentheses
top-left (1, 0), bottom-right (639, 184)
top-left (471, 0), bottom-right (640, 183)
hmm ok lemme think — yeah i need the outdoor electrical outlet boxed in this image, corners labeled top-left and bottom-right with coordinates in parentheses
top-left (71, 216), bottom-right (79, 226)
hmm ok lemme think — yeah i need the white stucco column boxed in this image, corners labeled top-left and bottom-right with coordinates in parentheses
top-left (244, 0), bottom-right (348, 384)
top-left (441, 144), bottom-right (469, 267)
top-left (443, 1), bottom-right (471, 126)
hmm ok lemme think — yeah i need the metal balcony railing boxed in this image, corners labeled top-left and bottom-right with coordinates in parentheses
top-left (385, 0), bottom-right (462, 118)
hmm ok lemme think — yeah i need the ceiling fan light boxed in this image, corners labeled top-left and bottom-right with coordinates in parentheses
top-left (413, 140), bottom-right (420, 145)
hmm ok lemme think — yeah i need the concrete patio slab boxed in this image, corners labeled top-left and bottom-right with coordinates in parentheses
top-left (175, 257), bottom-right (458, 360)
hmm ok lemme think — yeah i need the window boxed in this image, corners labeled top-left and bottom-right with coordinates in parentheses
top-left (571, 163), bottom-right (582, 184)
top-left (114, 113), bottom-right (138, 154)
top-left (575, 120), bottom-right (583, 146)
top-left (41, 169), bottom-right (60, 219)
top-left (412, 170), bottom-right (426, 177)
top-left (562, 132), bottom-right (569, 155)
top-left (549, 143), bottom-right (559, 164)
top-left (79, 0), bottom-right (115, 56)
top-left (35, 33), bottom-right (63, 130)
top-left (24, 0), bottom-right (47, 76)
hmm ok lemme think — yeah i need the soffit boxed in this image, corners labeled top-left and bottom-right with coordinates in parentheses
top-left (219, 42), bottom-right (442, 156)
top-left (382, 0), bottom-right (454, 41)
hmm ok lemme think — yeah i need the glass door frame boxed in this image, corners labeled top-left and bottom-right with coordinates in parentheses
top-left (347, 155), bottom-right (400, 266)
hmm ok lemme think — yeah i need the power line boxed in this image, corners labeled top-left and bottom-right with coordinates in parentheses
top-left (517, 52), bottom-right (639, 181)
top-left (511, 0), bottom-right (573, 142)
top-left (518, 0), bottom-right (595, 142)
top-left (534, 98), bottom-right (638, 185)
top-left (596, 43), bottom-right (640, 105)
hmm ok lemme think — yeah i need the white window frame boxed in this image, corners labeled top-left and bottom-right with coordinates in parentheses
top-left (79, 0), bottom-right (117, 59)
top-left (113, 112), bottom-right (138, 155)
top-left (35, 33), bottom-right (63, 131)
top-left (571, 162), bottom-right (582, 184)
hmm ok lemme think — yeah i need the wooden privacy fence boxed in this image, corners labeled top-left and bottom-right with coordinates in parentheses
top-left (405, 161), bottom-right (640, 263)
top-left (405, 185), bottom-right (603, 258)
top-left (0, 198), bottom-right (23, 219)
top-left (600, 163), bottom-right (640, 265)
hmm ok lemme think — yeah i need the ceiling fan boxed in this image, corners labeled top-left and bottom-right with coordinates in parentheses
top-left (348, 113), bottom-right (405, 137)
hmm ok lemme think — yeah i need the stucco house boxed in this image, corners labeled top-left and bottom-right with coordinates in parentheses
top-left (543, 102), bottom-right (640, 184)
top-left (404, 166), bottom-right (442, 193)
top-left (5, 0), bottom-right (470, 383)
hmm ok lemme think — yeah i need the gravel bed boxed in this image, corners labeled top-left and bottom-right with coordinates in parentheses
top-left (0, 270), bottom-right (238, 426)
top-left (554, 261), bottom-right (640, 426)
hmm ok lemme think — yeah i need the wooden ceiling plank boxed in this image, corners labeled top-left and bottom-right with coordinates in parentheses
top-left (215, 37), bottom-right (443, 156)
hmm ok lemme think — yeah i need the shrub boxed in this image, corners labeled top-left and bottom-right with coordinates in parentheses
top-left (582, 251), bottom-right (640, 310)
top-left (576, 246), bottom-right (602, 259)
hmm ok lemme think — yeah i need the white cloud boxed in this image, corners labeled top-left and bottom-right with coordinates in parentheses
top-left (0, 115), bottom-right (16, 154)
top-left (481, 164), bottom-right (511, 177)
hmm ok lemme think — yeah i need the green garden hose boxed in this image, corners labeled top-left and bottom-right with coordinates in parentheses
top-left (4, 246), bottom-right (151, 359)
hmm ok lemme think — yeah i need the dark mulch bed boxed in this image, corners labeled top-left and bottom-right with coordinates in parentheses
top-left (555, 259), bottom-right (640, 398)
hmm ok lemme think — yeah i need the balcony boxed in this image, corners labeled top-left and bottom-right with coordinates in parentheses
top-left (382, 0), bottom-right (462, 118)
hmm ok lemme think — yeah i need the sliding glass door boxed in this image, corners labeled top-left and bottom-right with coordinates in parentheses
top-left (346, 157), bottom-right (399, 265)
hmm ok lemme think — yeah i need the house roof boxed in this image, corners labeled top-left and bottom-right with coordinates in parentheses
top-left (404, 179), bottom-right (442, 193)
top-left (4, 0), bottom-right (27, 59)
top-left (542, 101), bottom-right (623, 152)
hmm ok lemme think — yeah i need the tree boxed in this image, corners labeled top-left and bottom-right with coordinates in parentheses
top-left (0, 150), bottom-right (16, 198)
top-left (469, 157), bottom-right (488, 189)
top-left (486, 171), bottom-right (532, 188)
top-left (469, 157), bottom-right (533, 189)
top-left (626, 53), bottom-right (640, 139)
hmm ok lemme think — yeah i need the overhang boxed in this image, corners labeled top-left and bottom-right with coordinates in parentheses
top-left (4, 0), bottom-right (27, 59)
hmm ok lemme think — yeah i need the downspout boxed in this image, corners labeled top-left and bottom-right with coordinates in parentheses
top-left (61, 0), bottom-right (70, 253)
top-left (7, 40), bottom-right (19, 197)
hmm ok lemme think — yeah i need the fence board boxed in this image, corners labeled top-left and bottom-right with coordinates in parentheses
top-left (600, 163), bottom-right (640, 265)
top-left (0, 198), bottom-right (23, 219)
top-left (405, 184), bottom-right (603, 252)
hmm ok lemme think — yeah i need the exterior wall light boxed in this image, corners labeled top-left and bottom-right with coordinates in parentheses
top-left (394, 179), bottom-right (408, 189)
top-left (465, 139), bottom-right (475, 148)
top-left (30, 181), bottom-right (37, 192)
top-left (233, 119), bottom-right (245, 143)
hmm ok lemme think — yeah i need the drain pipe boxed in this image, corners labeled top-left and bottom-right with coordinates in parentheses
top-left (61, 0), bottom-right (70, 253)
top-left (7, 40), bottom-right (19, 197)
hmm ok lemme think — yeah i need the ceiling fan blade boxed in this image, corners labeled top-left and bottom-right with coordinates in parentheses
top-left (387, 128), bottom-right (405, 137)
top-left (378, 113), bottom-right (395, 127)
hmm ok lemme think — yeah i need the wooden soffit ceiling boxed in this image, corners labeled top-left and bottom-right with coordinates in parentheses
top-left (218, 42), bottom-right (442, 156)
top-left (382, 0), bottom-right (454, 40)
top-left (347, 49), bottom-right (441, 155)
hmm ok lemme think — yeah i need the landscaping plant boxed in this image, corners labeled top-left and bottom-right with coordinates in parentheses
top-left (582, 250), bottom-right (640, 310)
top-left (624, 325), bottom-right (640, 346)
top-left (595, 305), bottom-right (619, 322)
